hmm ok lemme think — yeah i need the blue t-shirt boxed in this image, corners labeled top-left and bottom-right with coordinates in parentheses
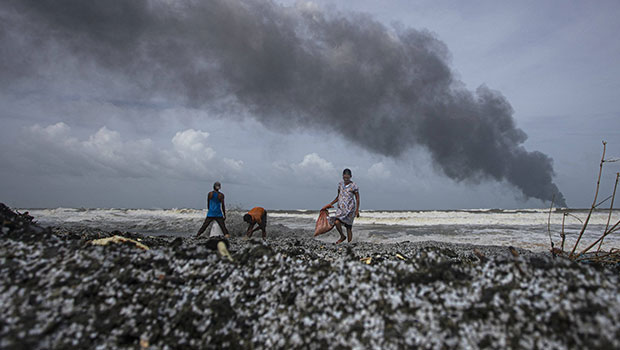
top-left (207, 191), bottom-right (223, 217)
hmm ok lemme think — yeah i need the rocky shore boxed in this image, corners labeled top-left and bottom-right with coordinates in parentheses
top-left (1, 203), bottom-right (619, 349)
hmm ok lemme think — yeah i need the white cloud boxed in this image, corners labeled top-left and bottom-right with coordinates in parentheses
top-left (368, 162), bottom-right (391, 180)
top-left (271, 153), bottom-right (337, 186)
top-left (223, 158), bottom-right (244, 171)
top-left (30, 122), bottom-right (71, 138)
top-left (171, 129), bottom-right (216, 160)
top-left (291, 152), bottom-right (335, 176)
top-left (271, 160), bottom-right (290, 173)
top-left (20, 123), bottom-right (242, 180)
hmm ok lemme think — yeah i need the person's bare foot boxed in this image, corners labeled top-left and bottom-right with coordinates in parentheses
top-left (336, 237), bottom-right (346, 244)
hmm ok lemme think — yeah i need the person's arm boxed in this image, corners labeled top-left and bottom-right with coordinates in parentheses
top-left (355, 191), bottom-right (360, 217)
top-left (323, 188), bottom-right (340, 210)
top-left (246, 223), bottom-right (255, 237)
top-left (220, 193), bottom-right (226, 219)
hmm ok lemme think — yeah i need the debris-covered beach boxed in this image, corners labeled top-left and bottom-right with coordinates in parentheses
top-left (2, 204), bottom-right (619, 349)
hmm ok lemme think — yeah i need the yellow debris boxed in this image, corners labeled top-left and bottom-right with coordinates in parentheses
top-left (140, 338), bottom-right (149, 349)
top-left (217, 241), bottom-right (234, 262)
top-left (89, 235), bottom-right (149, 250)
top-left (396, 253), bottom-right (407, 261)
top-left (360, 257), bottom-right (372, 265)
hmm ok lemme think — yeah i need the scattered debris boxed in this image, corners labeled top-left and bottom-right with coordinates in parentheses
top-left (217, 241), bottom-right (234, 262)
top-left (2, 204), bottom-right (620, 349)
top-left (473, 248), bottom-right (487, 263)
top-left (89, 235), bottom-right (149, 250)
top-left (359, 257), bottom-right (372, 264)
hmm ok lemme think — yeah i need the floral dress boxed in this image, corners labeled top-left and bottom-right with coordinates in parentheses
top-left (330, 181), bottom-right (359, 226)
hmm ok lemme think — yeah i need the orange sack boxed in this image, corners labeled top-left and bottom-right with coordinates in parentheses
top-left (314, 209), bottom-right (334, 236)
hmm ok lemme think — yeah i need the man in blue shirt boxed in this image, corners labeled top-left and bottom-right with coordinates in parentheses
top-left (196, 181), bottom-right (230, 238)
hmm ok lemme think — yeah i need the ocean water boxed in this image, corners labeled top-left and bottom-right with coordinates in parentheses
top-left (24, 207), bottom-right (620, 252)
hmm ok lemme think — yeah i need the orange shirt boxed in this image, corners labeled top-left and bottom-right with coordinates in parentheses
top-left (247, 207), bottom-right (266, 224)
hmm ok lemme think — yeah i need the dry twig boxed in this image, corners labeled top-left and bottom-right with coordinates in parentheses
top-left (547, 194), bottom-right (555, 255)
top-left (560, 212), bottom-right (567, 251)
top-left (549, 142), bottom-right (620, 265)
top-left (598, 172), bottom-right (619, 253)
top-left (570, 141), bottom-right (607, 257)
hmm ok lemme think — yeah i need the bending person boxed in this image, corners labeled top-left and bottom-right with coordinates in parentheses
top-left (322, 168), bottom-right (360, 244)
top-left (244, 207), bottom-right (267, 240)
top-left (196, 181), bottom-right (230, 238)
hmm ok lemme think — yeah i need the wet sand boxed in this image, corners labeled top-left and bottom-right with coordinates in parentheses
top-left (1, 205), bottom-right (619, 349)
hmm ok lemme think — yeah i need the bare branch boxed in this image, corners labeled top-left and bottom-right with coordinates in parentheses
top-left (547, 194), bottom-right (555, 254)
top-left (570, 141), bottom-right (606, 257)
top-left (565, 213), bottom-right (583, 223)
top-left (598, 172), bottom-right (619, 253)
top-left (595, 194), bottom-right (613, 208)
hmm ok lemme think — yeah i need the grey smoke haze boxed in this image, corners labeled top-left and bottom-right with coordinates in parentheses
top-left (1, 0), bottom-right (566, 206)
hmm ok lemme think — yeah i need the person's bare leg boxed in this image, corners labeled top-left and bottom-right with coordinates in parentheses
top-left (215, 218), bottom-right (230, 238)
top-left (261, 215), bottom-right (267, 240)
top-left (196, 218), bottom-right (213, 237)
top-left (334, 220), bottom-right (346, 244)
top-left (347, 226), bottom-right (353, 242)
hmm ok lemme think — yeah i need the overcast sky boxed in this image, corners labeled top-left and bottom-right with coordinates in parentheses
top-left (1, 0), bottom-right (619, 210)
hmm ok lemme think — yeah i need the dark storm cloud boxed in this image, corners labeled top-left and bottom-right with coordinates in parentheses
top-left (0, 0), bottom-right (566, 205)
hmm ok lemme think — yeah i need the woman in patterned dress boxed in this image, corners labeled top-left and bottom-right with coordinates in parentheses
top-left (322, 168), bottom-right (360, 244)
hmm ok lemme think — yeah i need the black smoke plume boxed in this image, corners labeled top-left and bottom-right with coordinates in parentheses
top-left (0, 0), bottom-right (566, 206)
